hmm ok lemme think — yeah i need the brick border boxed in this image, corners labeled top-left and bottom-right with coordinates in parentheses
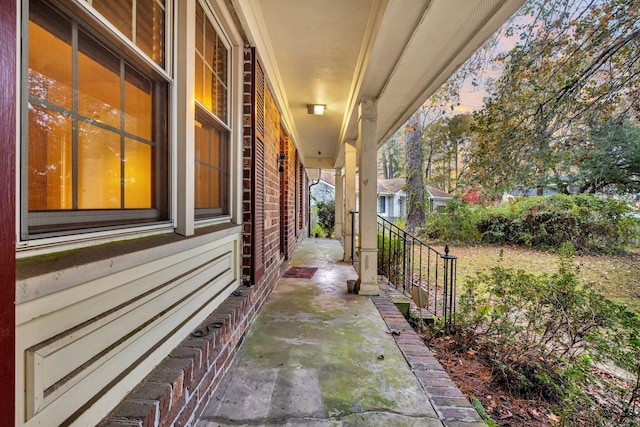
top-left (372, 296), bottom-right (485, 427)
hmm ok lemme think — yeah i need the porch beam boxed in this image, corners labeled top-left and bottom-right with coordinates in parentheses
top-left (343, 142), bottom-right (356, 262)
top-left (357, 98), bottom-right (379, 295)
top-left (304, 157), bottom-right (335, 169)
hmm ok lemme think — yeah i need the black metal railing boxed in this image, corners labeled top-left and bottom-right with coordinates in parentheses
top-left (376, 215), bottom-right (457, 330)
top-left (350, 210), bottom-right (359, 264)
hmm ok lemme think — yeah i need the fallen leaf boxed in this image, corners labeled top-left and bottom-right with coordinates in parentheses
top-left (499, 409), bottom-right (513, 419)
top-left (547, 413), bottom-right (560, 422)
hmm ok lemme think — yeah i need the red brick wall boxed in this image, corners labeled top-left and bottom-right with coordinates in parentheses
top-left (280, 133), bottom-right (298, 259)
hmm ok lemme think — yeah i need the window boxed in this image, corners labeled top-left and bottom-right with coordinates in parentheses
top-left (378, 196), bottom-right (386, 213)
top-left (87, 0), bottom-right (166, 68)
top-left (194, 2), bottom-right (230, 219)
top-left (24, 0), bottom-right (169, 238)
top-left (195, 111), bottom-right (229, 217)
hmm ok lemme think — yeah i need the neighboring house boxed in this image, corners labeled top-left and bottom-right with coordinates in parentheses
top-left (377, 178), bottom-right (406, 219)
top-left (510, 177), bottom-right (581, 197)
top-left (311, 170), bottom-right (336, 206)
top-left (427, 185), bottom-right (455, 212)
top-left (376, 178), bottom-right (453, 218)
top-left (1, 1), bottom-right (524, 425)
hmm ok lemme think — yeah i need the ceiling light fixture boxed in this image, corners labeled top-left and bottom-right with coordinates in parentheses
top-left (307, 104), bottom-right (325, 115)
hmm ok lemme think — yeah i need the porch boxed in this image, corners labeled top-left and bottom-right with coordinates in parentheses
top-left (196, 238), bottom-right (482, 426)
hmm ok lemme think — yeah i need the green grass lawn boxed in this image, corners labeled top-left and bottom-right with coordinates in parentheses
top-left (442, 244), bottom-right (640, 314)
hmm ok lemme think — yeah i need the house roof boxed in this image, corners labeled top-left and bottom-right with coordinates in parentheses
top-left (377, 178), bottom-right (405, 194)
top-left (376, 178), bottom-right (453, 200)
top-left (426, 186), bottom-right (453, 200)
top-left (320, 170), bottom-right (336, 187)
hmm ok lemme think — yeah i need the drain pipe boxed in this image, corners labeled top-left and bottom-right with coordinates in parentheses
top-left (308, 169), bottom-right (321, 238)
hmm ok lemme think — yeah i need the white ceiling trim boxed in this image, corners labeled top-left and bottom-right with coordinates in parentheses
top-left (232, 0), bottom-right (304, 159)
top-left (337, 0), bottom-right (388, 150)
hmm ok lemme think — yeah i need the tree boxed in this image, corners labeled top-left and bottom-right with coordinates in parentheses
top-left (467, 0), bottom-right (640, 194)
top-left (423, 114), bottom-right (474, 193)
top-left (378, 130), bottom-right (405, 179)
top-left (405, 112), bottom-right (425, 231)
top-left (572, 117), bottom-right (640, 195)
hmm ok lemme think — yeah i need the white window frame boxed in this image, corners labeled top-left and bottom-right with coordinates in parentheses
top-left (17, 0), bottom-right (175, 251)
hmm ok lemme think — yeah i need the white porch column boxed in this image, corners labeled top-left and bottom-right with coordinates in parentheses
top-left (334, 167), bottom-right (344, 239)
top-left (357, 98), bottom-right (379, 295)
top-left (175, 0), bottom-right (196, 236)
top-left (343, 143), bottom-right (356, 262)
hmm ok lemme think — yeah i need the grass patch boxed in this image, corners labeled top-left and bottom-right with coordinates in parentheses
top-left (447, 245), bottom-right (640, 314)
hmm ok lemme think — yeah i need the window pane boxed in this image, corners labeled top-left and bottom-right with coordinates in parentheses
top-left (216, 79), bottom-right (227, 122)
top-left (90, 0), bottom-right (165, 67)
top-left (195, 165), bottom-right (210, 209)
top-left (195, 2), bottom-right (228, 123)
top-left (136, 0), bottom-right (165, 66)
top-left (78, 122), bottom-right (121, 209)
top-left (195, 3), bottom-right (204, 57)
top-left (78, 32), bottom-right (121, 129)
top-left (28, 17), bottom-right (72, 110)
top-left (124, 138), bottom-right (152, 208)
top-left (209, 169), bottom-right (220, 208)
top-left (194, 110), bottom-right (228, 215)
top-left (92, 0), bottom-right (133, 39)
top-left (195, 120), bottom-right (210, 164)
top-left (195, 54), bottom-right (204, 107)
top-left (205, 19), bottom-right (217, 72)
top-left (205, 67), bottom-right (215, 112)
top-left (124, 66), bottom-right (152, 140)
top-left (216, 36), bottom-right (227, 85)
top-left (28, 105), bottom-right (73, 210)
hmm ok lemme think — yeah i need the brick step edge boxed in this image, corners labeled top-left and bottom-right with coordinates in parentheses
top-left (371, 296), bottom-right (485, 427)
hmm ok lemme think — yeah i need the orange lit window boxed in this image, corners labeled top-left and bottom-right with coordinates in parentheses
top-left (194, 2), bottom-right (230, 219)
top-left (195, 110), bottom-right (229, 217)
top-left (24, 0), bottom-right (168, 238)
top-left (195, 2), bottom-right (228, 123)
top-left (88, 0), bottom-right (166, 68)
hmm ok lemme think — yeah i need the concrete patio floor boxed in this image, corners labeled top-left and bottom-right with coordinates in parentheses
top-left (197, 238), bottom-right (483, 427)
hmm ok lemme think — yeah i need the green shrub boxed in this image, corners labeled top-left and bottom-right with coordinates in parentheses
top-left (423, 197), bottom-right (485, 244)
top-left (473, 194), bottom-right (637, 254)
top-left (455, 243), bottom-right (640, 424)
top-left (316, 200), bottom-right (335, 237)
top-left (310, 224), bottom-right (326, 238)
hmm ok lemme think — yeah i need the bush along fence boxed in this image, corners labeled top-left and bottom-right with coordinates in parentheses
top-left (455, 243), bottom-right (640, 425)
top-left (376, 215), bottom-right (457, 331)
top-left (424, 194), bottom-right (639, 254)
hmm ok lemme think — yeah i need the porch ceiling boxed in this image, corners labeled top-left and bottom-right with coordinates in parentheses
top-left (232, 0), bottom-right (524, 170)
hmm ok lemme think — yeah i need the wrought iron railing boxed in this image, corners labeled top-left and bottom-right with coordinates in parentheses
top-left (350, 210), bottom-right (359, 264)
top-left (376, 215), bottom-right (457, 330)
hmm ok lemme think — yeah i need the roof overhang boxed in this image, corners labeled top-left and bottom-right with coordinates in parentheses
top-left (232, 0), bottom-right (525, 170)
